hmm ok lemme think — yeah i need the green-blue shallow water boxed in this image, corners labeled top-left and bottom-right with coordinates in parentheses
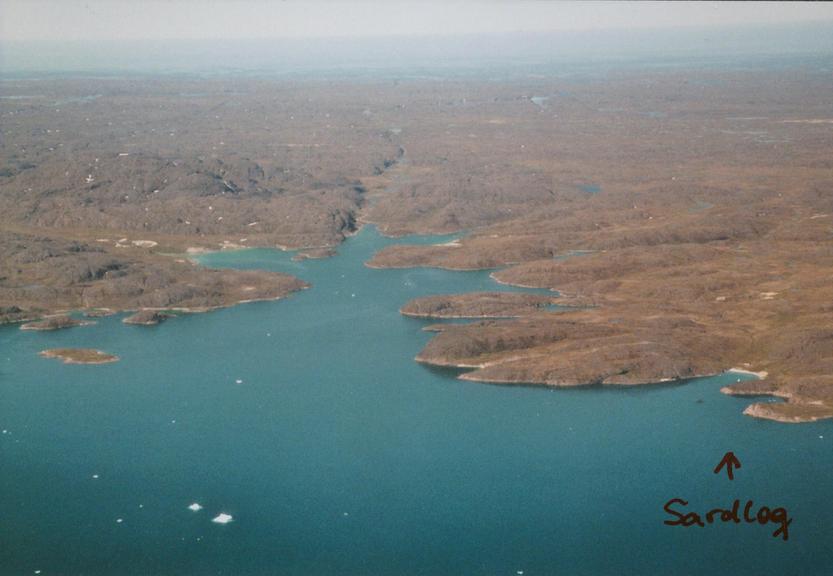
top-left (1, 226), bottom-right (831, 575)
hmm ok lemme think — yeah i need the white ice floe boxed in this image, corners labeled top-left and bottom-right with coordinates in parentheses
top-left (212, 513), bottom-right (233, 524)
top-left (188, 503), bottom-right (203, 512)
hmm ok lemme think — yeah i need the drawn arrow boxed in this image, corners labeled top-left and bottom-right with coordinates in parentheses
top-left (714, 451), bottom-right (742, 480)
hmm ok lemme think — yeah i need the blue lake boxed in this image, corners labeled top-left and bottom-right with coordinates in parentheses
top-left (579, 184), bottom-right (601, 194)
top-left (1, 226), bottom-right (831, 575)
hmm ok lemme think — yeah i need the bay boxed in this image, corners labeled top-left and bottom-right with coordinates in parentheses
top-left (1, 226), bottom-right (831, 575)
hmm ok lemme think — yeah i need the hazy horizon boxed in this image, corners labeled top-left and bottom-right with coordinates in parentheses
top-left (2, 2), bottom-right (833, 75)
top-left (4, 1), bottom-right (833, 42)
top-left (4, 22), bottom-right (833, 77)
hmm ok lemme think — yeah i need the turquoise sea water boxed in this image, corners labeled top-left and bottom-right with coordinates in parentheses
top-left (1, 226), bottom-right (831, 575)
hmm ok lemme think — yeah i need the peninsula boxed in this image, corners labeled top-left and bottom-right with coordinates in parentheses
top-left (400, 292), bottom-right (560, 319)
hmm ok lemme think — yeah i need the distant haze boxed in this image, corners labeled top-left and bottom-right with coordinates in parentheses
top-left (2, 1), bottom-right (833, 41)
top-left (2, 1), bottom-right (833, 74)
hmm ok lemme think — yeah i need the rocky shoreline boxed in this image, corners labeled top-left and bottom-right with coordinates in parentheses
top-left (123, 309), bottom-right (173, 325)
top-left (21, 315), bottom-right (93, 331)
top-left (398, 287), bottom-right (833, 423)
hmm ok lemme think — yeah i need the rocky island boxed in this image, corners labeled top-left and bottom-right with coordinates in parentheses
top-left (123, 309), bottom-right (172, 325)
top-left (40, 348), bottom-right (119, 364)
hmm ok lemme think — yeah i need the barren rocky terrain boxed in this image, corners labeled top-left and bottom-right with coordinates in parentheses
top-left (2, 67), bottom-right (831, 421)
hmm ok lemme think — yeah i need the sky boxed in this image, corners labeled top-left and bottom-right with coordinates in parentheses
top-left (2, 1), bottom-right (833, 42)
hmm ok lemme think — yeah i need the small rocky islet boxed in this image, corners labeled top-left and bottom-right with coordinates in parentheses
top-left (39, 348), bottom-right (119, 365)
